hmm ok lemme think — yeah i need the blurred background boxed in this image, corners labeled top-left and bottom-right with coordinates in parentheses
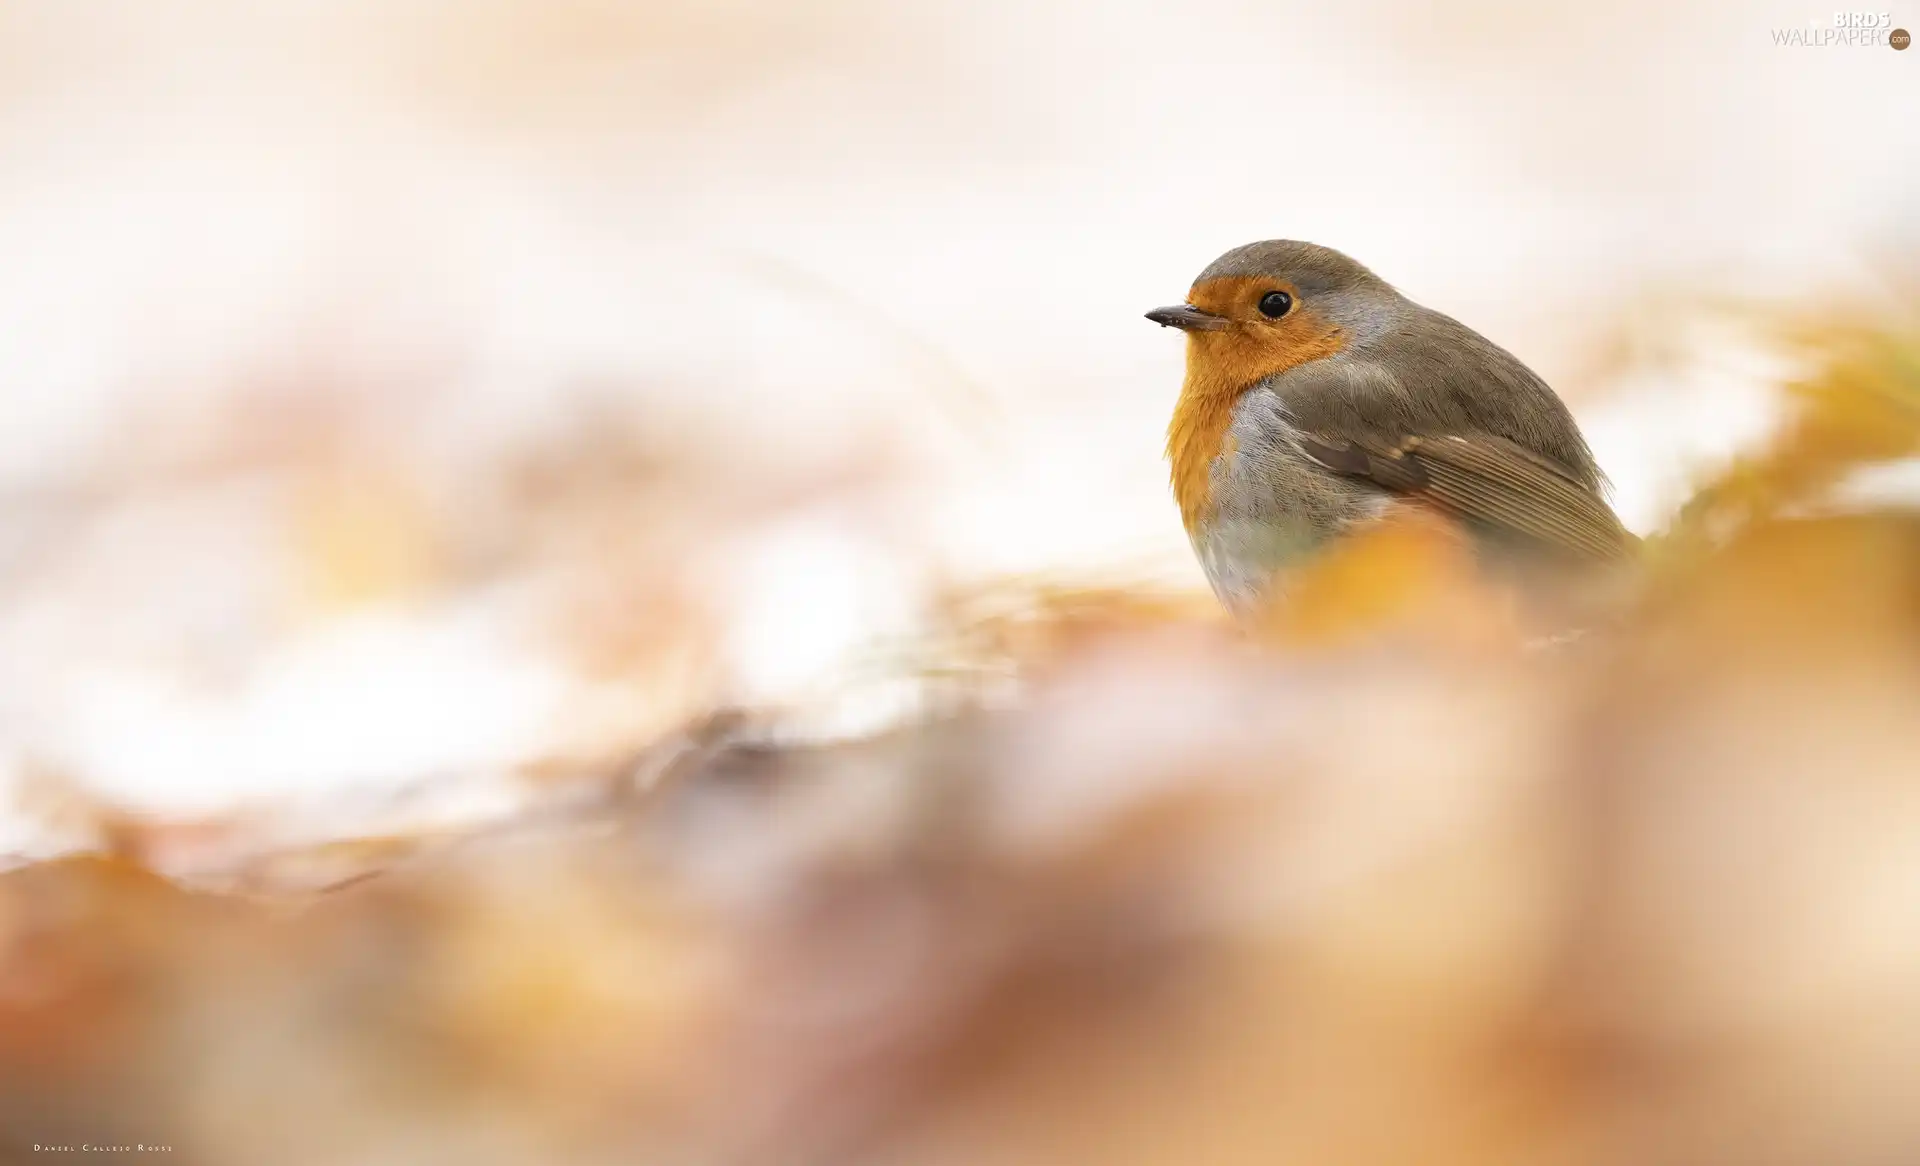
top-left (0, 5), bottom-right (1918, 1161)
top-left (0, 0), bottom-right (1911, 844)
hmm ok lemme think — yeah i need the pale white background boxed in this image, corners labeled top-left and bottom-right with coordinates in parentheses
top-left (0, 0), bottom-right (1912, 848)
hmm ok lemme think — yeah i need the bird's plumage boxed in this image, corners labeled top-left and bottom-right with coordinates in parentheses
top-left (1152, 240), bottom-right (1630, 617)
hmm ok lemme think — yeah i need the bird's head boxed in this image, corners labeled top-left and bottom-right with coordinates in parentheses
top-left (1147, 239), bottom-right (1400, 391)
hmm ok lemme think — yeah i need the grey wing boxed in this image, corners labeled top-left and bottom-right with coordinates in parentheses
top-left (1266, 358), bottom-right (1634, 563)
top-left (1295, 430), bottom-right (1636, 562)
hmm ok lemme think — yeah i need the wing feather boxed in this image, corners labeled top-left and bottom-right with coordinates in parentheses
top-left (1297, 432), bottom-right (1635, 562)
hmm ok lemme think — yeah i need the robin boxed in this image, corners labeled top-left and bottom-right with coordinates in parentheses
top-left (1148, 239), bottom-right (1631, 619)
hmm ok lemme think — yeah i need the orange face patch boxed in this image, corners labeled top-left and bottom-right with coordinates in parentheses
top-left (1165, 276), bottom-right (1348, 532)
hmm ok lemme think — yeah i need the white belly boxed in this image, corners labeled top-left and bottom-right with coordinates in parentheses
top-left (1189, 389), bottom-right (1392, 620)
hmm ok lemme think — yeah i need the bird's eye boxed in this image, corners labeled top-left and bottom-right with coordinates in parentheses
top-left (1258, 291), bottom-right (1293, 319)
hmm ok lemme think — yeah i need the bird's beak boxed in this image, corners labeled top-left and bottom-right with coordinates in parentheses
top-left (1145, 304), bottom-right (1228, 332)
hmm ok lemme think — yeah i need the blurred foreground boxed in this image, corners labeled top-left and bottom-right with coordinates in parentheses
top-left (1, 318), bottom-right (1917, 1164)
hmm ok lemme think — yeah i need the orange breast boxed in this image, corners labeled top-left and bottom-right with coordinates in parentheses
top-left (1165, 283), bottom-right (1347, 533)
top-left (1166, 357), bottom-right (1249, 533)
